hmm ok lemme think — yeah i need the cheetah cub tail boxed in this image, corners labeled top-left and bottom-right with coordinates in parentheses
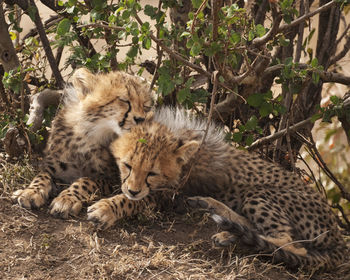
top-left (188, 196), bottom-right (345, 271)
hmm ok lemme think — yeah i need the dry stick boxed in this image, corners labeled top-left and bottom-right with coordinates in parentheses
top-left (297, 133), bottom-right (350, 230)
top-left (309, 141), bottom-right (350, 202)
top-left (251, 2), bottom-right (282, 48)
top-left (279, 0), bottom-right (336, 32)
top-left (273, 83), bottom-right (294, 161)
top-left (190, 0), bottom-right (208, 35)
top-left (246, 117), bottom-right (312, 151)
top-left (318, 4), bottom-right (336, 66)
top-left (335, 21), bottom-right (350, 47)
top-left (285, 117), bottom-right (296, 171)
top-left (78, 23), bottom-right (125, 31)
top-left (332, 204), bottom-right (350, 230)
top-left (329, 35), bottom-right (350, 66)
top-left (149, 0), bottom-right (163, 92)
top-left (295, 0), bottom-right (305, 63)
top-left (299, 131), bottom-right (350, 202)
top-left (177, 71), bottom-right (220, 192)
top-left (29, 0), bottom-right (64, 89)
top-left (263, 64), bottom-right (350, 85)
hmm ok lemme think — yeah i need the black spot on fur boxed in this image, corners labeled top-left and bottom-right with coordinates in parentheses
top-left (59, 162), bottom-right (67, 171)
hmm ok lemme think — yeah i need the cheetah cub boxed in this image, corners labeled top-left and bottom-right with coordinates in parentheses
top-left (88, 107), bottom-right (346, 270)
top-left (12, 68), bottom-right (153, 218)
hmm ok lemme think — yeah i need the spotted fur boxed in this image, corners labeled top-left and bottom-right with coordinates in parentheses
top-left (87, 107), bottom-right (346, 270)
top-left (12, 68), bottom-right (153, 218)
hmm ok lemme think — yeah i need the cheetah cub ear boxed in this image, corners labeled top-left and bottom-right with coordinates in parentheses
top-left (72, 68), bottom-right (97, 98)
top-left (175, 140), bottom-right (200, 164)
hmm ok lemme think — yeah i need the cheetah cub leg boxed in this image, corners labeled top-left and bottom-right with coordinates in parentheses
top-left (87, 194), bottom-right (156, 229)
top-left (189, 196), bottom-right (308, 257)
top-left (12, 172), bottom-right (54, 209)
top-left (188, 196), bottom-right (254, 246)
top-left (49, 177), bottom-right (99, 219)
top-left (188, 196), bottom-right (253, 229)
top-left (211, 231), bottom-right (237, 247)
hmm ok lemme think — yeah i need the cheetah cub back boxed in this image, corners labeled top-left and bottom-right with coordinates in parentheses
top-left (87, 107), bottom-right (346, 270)
top-left (12, 68), bottom-right (153, 219)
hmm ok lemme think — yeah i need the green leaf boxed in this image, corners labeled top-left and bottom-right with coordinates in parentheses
top-left (192, 0), bottom-right (203, 9)
top-left (312, 72), bottom-right (320, 84)
top-left (127, 45), bottom-right (138, 59)
top-left (57, 19), bottom-right (71, 36)
top-left (247, 93), bottom-right (263, 108)
top-left (230, 32), bottom-right (241, 44)
top-left (27, 5), bottom-right (37, 21)
top-left (330, 95), bottom-right (340, 105)
top-left (245, 134), bottom-right (254, 146)
top-left (190, 42), bottom-right (202, 56)
top-left (245, 115), bottom-right (258, 130)
top-left (122, 10), bottom-right (131, 20)
top-left (311, 113), bottom-right (323, 123)
top-left (248, 30), bottom-right (255, 41)
top-left (255, 24), bottom-right (266, 37)
top-left (311, 57), bottom-right (318, 67)
top-left (144, 5), bottom-right (156, 17)
top-left (177, 88), bottom-right (190, 103)
top-left (142, 37), bottom-right (151, 50)
top-left (232, 132), bottom-right (243, 143)
top-left (259, 102), bottom-right (273, 117)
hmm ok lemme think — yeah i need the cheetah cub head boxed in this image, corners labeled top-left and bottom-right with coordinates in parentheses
top-left (110, 122), bottom-right (199, 200)
top-left (68, 68), bottom-right (153, 136)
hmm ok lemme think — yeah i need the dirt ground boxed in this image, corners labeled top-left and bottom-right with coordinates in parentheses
top-left (1, 155), bottom-right (350, 280)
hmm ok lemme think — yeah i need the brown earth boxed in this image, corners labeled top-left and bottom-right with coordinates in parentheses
top-left (0, 155), bottom-right (349, 280)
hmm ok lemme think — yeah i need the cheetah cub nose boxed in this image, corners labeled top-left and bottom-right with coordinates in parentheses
top-left (128, 189), bottom-right (141, 196)
top-left (134, 117), bottom-right (145, 124)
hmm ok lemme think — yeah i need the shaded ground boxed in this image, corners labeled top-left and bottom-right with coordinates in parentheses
top-left (1, 155), bottom-right (350, 280)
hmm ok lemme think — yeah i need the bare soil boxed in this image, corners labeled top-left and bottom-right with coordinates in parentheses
top-left (1, 155), bottom-right (349, 280)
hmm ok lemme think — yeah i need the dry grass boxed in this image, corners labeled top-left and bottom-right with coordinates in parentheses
top-left (1, 154), bottom-right (349, 280)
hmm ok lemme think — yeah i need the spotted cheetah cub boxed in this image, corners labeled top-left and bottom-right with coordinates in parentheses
top-left (12, 68), bottom-right (153, 218)
top-left (87, 107), bottom-right (345, 270)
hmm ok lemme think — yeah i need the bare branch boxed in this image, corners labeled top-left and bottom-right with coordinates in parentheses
top-left (247, 117), bottom-right (312, 151)
top-left (329, 35), bottom-right (350, 66)
top-left (77, 23), bottom-right (125, 31)
top-left (252, 3), bottom-right (282, 48)
top-left (0, 4), bottom-right (20, 72)
top-left (29, 0), bottom-right (65, 88)
top-left (279, 0), bottom-right (336, 32)
top-left (26, 89), bottom-right (62, 132)
top-left (263, 64), bottom-right (350, 85)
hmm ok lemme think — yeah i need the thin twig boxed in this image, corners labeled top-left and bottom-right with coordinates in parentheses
top-left (329, 35), bottom-right (350, 66)
top-left (177, 71), bottom-right (220, 192)
top-left (279, 0), bottom-right (336, 32)
top-left (77, 23), bottom-right (125, 31)
top-left (252, 2), bottom-right (282, 48)
top-left (285, 117), bottom-right (295, 171)
top-left (191, 0), bottom-right (208, 35)
top-left (295, 0), bottom-right (305, 63)
top-left (247, 117), bottom-right (312, 151)
top-left (29, 0), bottom-right (64, 88)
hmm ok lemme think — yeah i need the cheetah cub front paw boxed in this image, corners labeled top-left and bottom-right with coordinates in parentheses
top-left (87, 198), bottom-right (119, 229)
top-left (49, 190), bottom-right (84, 219)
